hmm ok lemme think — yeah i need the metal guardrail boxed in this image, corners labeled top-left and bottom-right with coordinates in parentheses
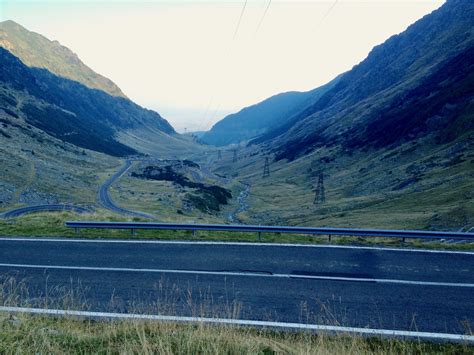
top-left (65, 221), bottom-right (474, 241)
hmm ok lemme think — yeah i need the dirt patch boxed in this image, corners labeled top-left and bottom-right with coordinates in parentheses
top-left (132, 164), bottom-right (232, 213)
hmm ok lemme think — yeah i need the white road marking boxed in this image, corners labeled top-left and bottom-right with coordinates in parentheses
top-left (0, 306), bottom-right (472, 343)
top-left (0, 263), bottom-right (473, 288)
top-left (0, 237), bottom-right (473, 255)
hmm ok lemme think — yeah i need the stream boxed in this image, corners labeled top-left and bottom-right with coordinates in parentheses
top-left (228, 182), bottom-right (250, 224)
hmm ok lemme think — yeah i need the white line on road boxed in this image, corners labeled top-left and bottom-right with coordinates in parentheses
top-left (0, 306), bottom-right (472, 343)
top-left (0, 237), bottom-right (473, 255)
top-left (0, 263), bottom-right (473, 288)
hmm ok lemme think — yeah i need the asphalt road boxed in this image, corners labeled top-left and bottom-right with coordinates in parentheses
top-left (0, 204), bottom-right (91, 219)
top-left (0, 237), bottom-right (472, 335)
top-left (0, 160), bottom-right (151, 219)
top-left (98, 160), bottom-right (152, 219)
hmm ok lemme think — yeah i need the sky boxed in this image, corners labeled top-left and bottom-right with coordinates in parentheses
top-left (1, 0), bottom-right (445, 132)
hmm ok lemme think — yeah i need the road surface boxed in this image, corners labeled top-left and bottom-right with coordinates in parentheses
top-left (0, 237), bottom-right (472, 336)
top-left (98, 160), bottom-right (153, 219)
top-left (0, 204), bottom-right (91, 219)
top-left (0, 160), bottom-right (152, 219)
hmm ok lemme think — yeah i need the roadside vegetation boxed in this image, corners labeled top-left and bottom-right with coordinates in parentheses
top-left (0, 276), bottom-right (471, 355)
top-left (210, 135), bottom-right (473, 231)
top-left (0, 211), bottom-right (473, 251)
top-left (0, 312), bottom-right (471, 354)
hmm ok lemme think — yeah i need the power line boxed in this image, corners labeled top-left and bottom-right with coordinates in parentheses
top-left (315, 0), bottom-right (338, 30)
top-left (197, 96), bottom-right (217, 132)
top-left (200, 0), bottom-right (247, 132)
top-left (255, 0), bottom-right (272, 36)
top-left (202, 103), bottom-right (222, 131)
top-left (322, 0), bottom-right (338, 21)
top-left (233, 0), bottom-right (248, 40)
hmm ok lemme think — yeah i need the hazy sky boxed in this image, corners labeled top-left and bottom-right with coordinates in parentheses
top-left (1, 0), bottom-right (444, 132)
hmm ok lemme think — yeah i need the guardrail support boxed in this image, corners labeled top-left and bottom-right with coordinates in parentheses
top-left (131, 229), bottom-right (136, 236)
top-left (258, 232), bottom-right (262, 242)
top-left (64, 221), bottom-right (474, 242)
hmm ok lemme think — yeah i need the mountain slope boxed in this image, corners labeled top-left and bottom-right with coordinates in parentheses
top-left (0, 47), bottom-right (175, 156)
top-left (0, 104), bottom-right (120, 211)
top-left (350, 45), bottom-right (474, 149)
top-left (256, 0), bottom-right (474, 160)
top-left (202, 77), bottom-right (339, 146)
top-left (0, 20), bottom-right (125, 98)
top-left (209, 0), bottom-right (473, 231)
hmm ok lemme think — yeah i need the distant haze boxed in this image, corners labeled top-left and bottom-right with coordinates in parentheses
top-left (1, 0), bottom-right (444, 132)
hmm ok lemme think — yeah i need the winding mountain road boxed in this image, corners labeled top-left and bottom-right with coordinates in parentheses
top-left (97, 160), bottom-right (153, 219)
top-left (0, 159), bottom-right (153, 219)
top-left (0, 204), bottom-right (91, 219)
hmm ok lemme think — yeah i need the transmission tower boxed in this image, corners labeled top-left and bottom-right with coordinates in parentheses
top-left (217, 150), bottom-right (222, 159)
top-left (263, 157), bottom-right (270, 178)
top-left (233, 149), bottom-right (238, 163)
top-left (313, 172), bottom-right (326, 204)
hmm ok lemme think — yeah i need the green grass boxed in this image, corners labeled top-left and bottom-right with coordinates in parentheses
top-left (0, 313), bottom-right (472, 354)
top-left (109, 159), bottom-right (240, 224)
top-left (0, 117), bottom-right (120, 212)
top-left (209, 135), bottom-right (474, 231)
top-left (1, 211), bottom-right (473, 251)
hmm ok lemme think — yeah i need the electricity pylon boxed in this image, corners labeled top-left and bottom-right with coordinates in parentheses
top-left (263, 157), bottom-right (270, 178)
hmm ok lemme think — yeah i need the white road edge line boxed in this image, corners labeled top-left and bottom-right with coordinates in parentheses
top-left (0, 306), bottom-right (472, 343)
top-left (0, 263), bottom-right (473, 288)
top-left (0, 237), bottom-right (472, 255)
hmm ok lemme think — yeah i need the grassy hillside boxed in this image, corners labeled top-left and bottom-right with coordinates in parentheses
top-left (255, 0), bottom-right (474, 161)
top-left (204, 129), bottom-right (473, 231)
top-left (0, 106), bottom-right (120, 212)
top-left (185, 0), bottom-right (473, 231)
top-left (0, 47), bottom-right (179, 157)
top-left (0, 20), bottom-right (125, 97)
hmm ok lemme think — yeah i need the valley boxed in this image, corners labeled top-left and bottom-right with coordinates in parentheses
top-left (0, 2), bottom-right (473, 348)
top-left (1, 1), bottom-right (473, 232)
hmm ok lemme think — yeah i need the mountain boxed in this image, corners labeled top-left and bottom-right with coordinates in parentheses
top-left (201, 77), bottom-right (340, 146)
top-left (0, 45), bottom-right (176, 156)
top-left (254, 0), bottom-right (473, 160)
top-left (212, 0), bottom-right (473, 231)
top-left (0, 100), bottom-right (121, 210)
top-left (0, 20), bottom-right (125, 98)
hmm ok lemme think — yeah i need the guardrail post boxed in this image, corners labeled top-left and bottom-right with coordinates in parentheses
top-left (64, 222), bottom-right (474, 243)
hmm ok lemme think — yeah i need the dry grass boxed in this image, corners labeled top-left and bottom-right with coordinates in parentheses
top-left (0, 312), bottom-right (472, 354)
top-left (208, 136), bottom-right (474, 231)
top-left (0, 267), bottom-right (472, 354)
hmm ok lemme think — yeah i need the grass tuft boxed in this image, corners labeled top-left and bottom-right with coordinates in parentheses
top-left (0, 313), bottom-right (472, 354)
